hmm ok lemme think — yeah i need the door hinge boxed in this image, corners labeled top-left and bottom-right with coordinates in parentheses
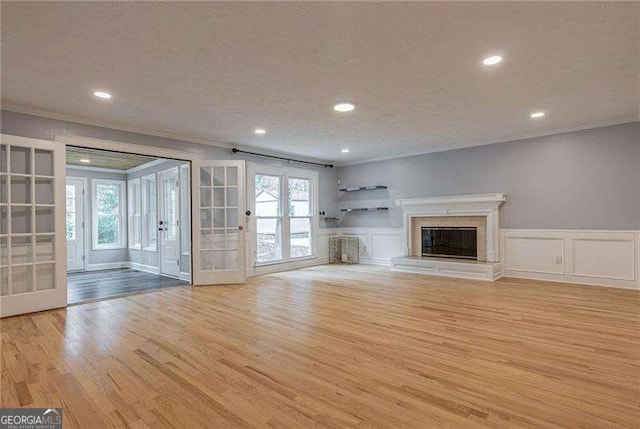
top-left (177, 259), bottom-right (180, 266)
top-left (82, 255), bottom-right (85, 261)
top-left (176, 220), bottom-right (179, 227)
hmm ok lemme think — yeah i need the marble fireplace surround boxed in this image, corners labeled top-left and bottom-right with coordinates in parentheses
top-left (412, 216), bottom-right (487, 261)
top-left (397, 194), bottom-right (506, 263)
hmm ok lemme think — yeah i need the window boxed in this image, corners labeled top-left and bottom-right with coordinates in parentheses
top-left (92, 179), bottom-right (126, 250)
top-left (255, 174), bottom-right (282, 263)
top-left (288, 177), bottom-right (312, 258)
top-left (252, 166), bottom-right (317, 265)
top-left (66, 185), bottom-right (77, 240)
top-left (142, 174), bottom-right (157, 250)
top-left (128, 178), bottom-right (142, 249)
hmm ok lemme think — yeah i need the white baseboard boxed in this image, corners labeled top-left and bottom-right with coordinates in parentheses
top-left (86, 262), bottom-right (129, 271)
top-left (130, 262), bottom-right (160, 275)
top-left (249, 257), bottom-right (328, 277)
top-left (179, 272), bottom-right (191, 282)
top-left (246, 226), bottom-right (640, 290)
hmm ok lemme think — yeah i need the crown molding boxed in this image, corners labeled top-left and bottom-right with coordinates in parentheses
top-left (3, 103), bottom-right (635, 168)
top-left (335, 118), bottom-right (638, 167)
top-left (2, 103), bottom-right (336, 166)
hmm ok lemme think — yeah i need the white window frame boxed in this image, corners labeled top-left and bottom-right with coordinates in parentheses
top-left (128, 178), bottom-right (142, 250)
top-left (141, 174), bottom-right (158, 251)
top-left (92, 179), bottom-right (127, 250)
top-left (249, 164), bottom-right (318, 266)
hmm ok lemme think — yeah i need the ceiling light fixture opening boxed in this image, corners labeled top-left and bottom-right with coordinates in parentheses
top-left (334, 103), bottom-right (355, 113)
top-left (482, 55), bottom-right (503, 66)
top-left (254, 128), bottom-right (266, 135)
top-left (341, 149), bottom-right (350, 153)
top-left (530, 111), bottom-right (546, 119)
top-left (93, 91), bottom-right (112, 99)
top-left (79, 159), bottom-right (91, 163)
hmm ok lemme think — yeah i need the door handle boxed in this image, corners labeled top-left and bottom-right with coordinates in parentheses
top-left (238, 225), bottom-right (244, 230)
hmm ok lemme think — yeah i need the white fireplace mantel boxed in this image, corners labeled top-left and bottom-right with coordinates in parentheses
top-left (396, 193), bottom-right (506, 263)
top-left (396, 193), bottom-right (506, 208)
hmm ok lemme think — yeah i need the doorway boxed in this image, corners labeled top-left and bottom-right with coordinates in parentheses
top-left (64, 146), bottom-right (192, 304)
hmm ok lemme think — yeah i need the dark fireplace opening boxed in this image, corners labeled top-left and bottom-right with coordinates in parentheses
top-left (421, 227), bottom-right (478, 260)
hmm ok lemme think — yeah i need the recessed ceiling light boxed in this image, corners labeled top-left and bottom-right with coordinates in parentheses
top-left (341, 149), bottom-right (350, 153)
top-left (93, 91), bottom-right (112, 99)
top-left (254, 128), bottom-right (266, 135)
top-left (79, 159), bottom-right (91, 163)
top-left (482, 55), bottom-right (503, 66)
top-left (530, 111), bottom-right (546, 119)
top-left (334, 103), bottom-right (355, 113)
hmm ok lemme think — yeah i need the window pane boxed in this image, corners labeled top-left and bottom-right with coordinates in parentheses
top-left (129, 180), bottom-right (141, 247)
top-left (288, 178), bottom-right (310, 216)
top-left (255, 174), bottom-right (280, 216)
top-left (290, 217), bottom-right (311, 257)
top-left (143, 176), bottom-right (157, 249)
top-left (66, 212), bottom-right (76, 240)
top-left (96, 184), bottom-right (120, 215)
top-left (98, 215), bottom-right (120, 245)
top-left (257, 218), bottom-right (282, 263)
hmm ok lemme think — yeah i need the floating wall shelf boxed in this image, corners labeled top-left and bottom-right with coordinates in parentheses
top-left (339, 185), bottom-right (387, 192)
top-left (340, 207), bottom-right (389, 212)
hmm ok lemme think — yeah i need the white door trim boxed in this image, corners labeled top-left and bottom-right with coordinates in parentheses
top-left (66, 176), bottom-right (88, 272)
top-left (158, 166), bottom-right (181, 278)
top-left (55, 134), bottom-right (197, 284)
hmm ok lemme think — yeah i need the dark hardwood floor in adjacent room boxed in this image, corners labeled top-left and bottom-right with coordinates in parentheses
top-left (2, 265), bottom-right (639, 428)
top-left (67, 268), bottom-right (189, 304)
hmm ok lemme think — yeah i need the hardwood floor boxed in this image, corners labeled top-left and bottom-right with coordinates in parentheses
top-left (2, 265), bottom-right (639, 428)
top-left (67, 268), bottom-right (189, 304)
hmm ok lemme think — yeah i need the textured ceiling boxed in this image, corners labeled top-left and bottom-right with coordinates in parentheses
top-left (66, 146), bottom-right (157, 170)
top-left (2, 2), bottom-right (638, 164)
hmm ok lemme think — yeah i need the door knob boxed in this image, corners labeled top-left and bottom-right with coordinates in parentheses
top-left (238, 225), bottom-right (244, 230)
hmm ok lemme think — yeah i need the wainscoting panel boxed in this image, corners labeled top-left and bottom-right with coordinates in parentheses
top-left (504, 235), bottom-right (565, 275)
top-left (340, 228), bottom-right (404, 266)
top-left (501, 230), bottom-right (640, 289)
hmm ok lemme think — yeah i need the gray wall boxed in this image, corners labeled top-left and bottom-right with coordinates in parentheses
top-left (65, 167), bottom-right (129, 265)
top-left (337, 122), bottom-right (640, 230)
top-left (1, 110), bottom-right (340, 224)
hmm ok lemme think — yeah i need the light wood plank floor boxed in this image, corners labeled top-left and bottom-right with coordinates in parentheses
top-left (1, 265), bottom-right (639, 428)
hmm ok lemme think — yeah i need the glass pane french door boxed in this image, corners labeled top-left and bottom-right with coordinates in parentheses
top-left (194, 160), bottom-right (245, 284)
top-left (0, 134), bottom-right (66, 317)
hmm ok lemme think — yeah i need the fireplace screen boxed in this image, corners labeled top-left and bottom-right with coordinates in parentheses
top-left (421, 227), bottom-right (478, 259)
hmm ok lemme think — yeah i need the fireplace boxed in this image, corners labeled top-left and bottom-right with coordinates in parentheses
top-left (421, 227), bottom-right (478, 260)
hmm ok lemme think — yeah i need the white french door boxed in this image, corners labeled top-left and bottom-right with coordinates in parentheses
top-left (159, 167), bottom-right (180, 277)
top-left (194, 160), bottom-right (246, 284)
top-left (66, 177), bottom-right (86, 272)
top-left (1, 134), bottom-right (67, 318)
